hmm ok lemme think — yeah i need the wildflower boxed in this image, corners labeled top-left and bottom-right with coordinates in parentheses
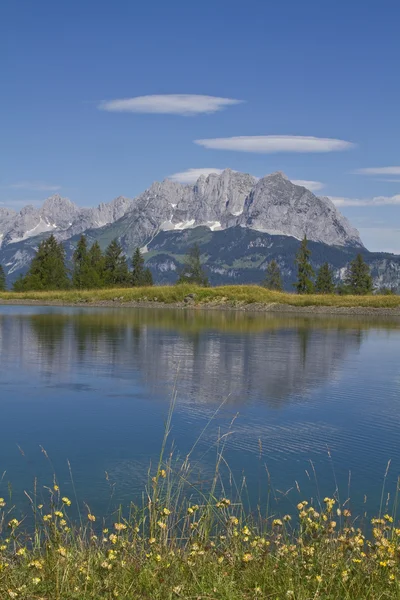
top-left (384, 514), bottom-right (394, 523)
top-left (29, 561), bottom-right (43, 570)
top-left (60, 519), bottom-right (67, 526)
top-left (160, 469), bottom-right (166, 478)
top-left (217, 556), bottom-right (224, 563)
top-left (114, 522), bottom-right (127, 532)
top-left (155, 554), bottom-right (161, 562)
top-left (283, 514), bottom-right (291, 522)
top-left (62, 497), bottom-right (71, 506)
top-left (229, 516), bottom-right (239, 525)
top-left (216, 498), bottom-right (231, 508)
top-left (389, 574), bottom-right (395, 581)
top-left (7, 591), bottom-right (18, 599)
top-left (53, 484), bottom-right (59, 491)
top-left (149, 537), bottom-right (156, 544)
top-left (316, 575), bottom-right (323, 583)
top-left (32, 578), bottom-right (41, 585)
top-left (88, 514), bottom-right (96, 522)
top-left (8, 519), bottom-right (19, 529)
top-left (16, 548), bottom-right (26, 556)
top-left (43, 514), bottom-right (52, 522)
top-left (272, 519), bottom-right (283, 527)
top-left (380, 561), bottom-right (388, 567)
top-left (0, 498), bottom-right (6, 508)
top-left (54, 511), bottom-right (63, 518)
top-left (162, 508), bottom-right (171, 516)
top-left (57, 547), bottom-right (67, 557)
top-left (101, 561), bottom-right (112, 570)
top-left (157, 520), bottom-right (167, 530)
top-left (109, 534), bottom-right (118, 544)
top-left (242, 526), bottom-right (251, 536)
top-left (343, 509), bottom-right (351, 517)
top-left (242, 553), bottom-right (253, 562)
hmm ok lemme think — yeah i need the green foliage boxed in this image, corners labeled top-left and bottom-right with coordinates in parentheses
top-left (345, 253), bottom-right (374, 295)
top-left (13, 235), bottom-right (70, 291)
top-left (88, 241), bottom-right (106, 288)
top-left (376, 286), bottom-right (396, 295)
top-left (0, 264), bottom-right (6, 291)
top-left (176, 244), bottom-right (209, 286)
top-left (131, 247), bottom-right (153, 286)
top-left (262, 259), bottom-right (283, 291)
top-left (315, 262), bottom-right (335, 294)
top-left (294, 236), bottom-right (314, 294)
top-left (104, 239), bottom-right (129, 286)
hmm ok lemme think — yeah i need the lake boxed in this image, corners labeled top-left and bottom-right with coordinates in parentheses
top-left (0, 305), bottom-right (399, 519)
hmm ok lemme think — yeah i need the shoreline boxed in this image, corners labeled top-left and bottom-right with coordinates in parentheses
top-left (1, 297), bottom-right (400, 316)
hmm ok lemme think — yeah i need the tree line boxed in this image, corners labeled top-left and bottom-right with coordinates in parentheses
top-left (0, 232), bottom-right (391, 295)
top-left (263, 236), bottom-right (376, 295)
top-left (9, 234), bottom-right (153, 291)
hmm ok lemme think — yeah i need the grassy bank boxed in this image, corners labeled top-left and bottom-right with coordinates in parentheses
top-left (1, 284), bottom-right (400, 309)
top-left (1, 469), bottom-right (400, 599)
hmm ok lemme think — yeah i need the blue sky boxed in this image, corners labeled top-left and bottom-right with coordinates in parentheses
top-left (1, 0), bottom-right (400, 252)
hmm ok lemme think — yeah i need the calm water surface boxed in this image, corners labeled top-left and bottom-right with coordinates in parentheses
top-left (0, 305), bottom-right (399, 518)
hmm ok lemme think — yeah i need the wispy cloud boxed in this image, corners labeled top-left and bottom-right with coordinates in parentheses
top-left (168, 168), bottom-right (227, 184)
top-left (8, 181), bottom-right (61, 192)
top-left (353, 166), bottom-right (400, 175)
top-left (99, 94), bottom-right (243, 116)
top-left (195, 135), bottom-right (355, 153)
top-left (291, 180), bottom-right (325, 192)
top-left (330, 194), bottom-right (400, 207)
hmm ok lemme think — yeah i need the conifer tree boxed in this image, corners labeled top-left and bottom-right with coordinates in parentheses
top-left (143, 267), bottom-right (153, 286)
top-left (315, 262), bottom-right (335, 294)
top-left (88, 241), bottom-right (106, 288)
top-left (72, 235), bottom-right (91, 289)
top-left (345, 253), bottom-right (373, 295)
top-left (176, 244), bottom-right (209, 286)
top-left (294, 236), bottom-right (314, 294)
top-left (0, 264), bottom-right (6, 291)
top-left (104, 239), bottom-right (129, 286)
top-left (132, 247), bottom-right (154, 286)
top-left (13, 235), bottom-right (69, 291)
top-left (262, 259), bottom-right (283, 291)
top-left (131, 247), bottom-right (145, 286)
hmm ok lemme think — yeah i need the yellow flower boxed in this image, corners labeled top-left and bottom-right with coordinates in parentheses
top-left (155, 554), bottom-right (161, 562)
top-left (283, 514), bottom-right (291, 521)
top-left (380, 561), bottom-right (388, 567)
top-left (157, 520), bottom-right (167, 530)
top-left (149, 537), bottom-right (156, 545)
top-left (272, 519), bottom-right (283, 527)
top-left (216, 498), bottom-right (231, 508)
top-left (32, 577), bottom-right (41, 585)
top-left (160, 469), bottom-right (166, 478)
top-left (109, 534), bottom-right (118, 544)
top-left (88, 514), bottom-right (96, 522)
top-left (62, 497), bottom-right (71, 506)
top-left (162, 508), bottom-right (171, 516)
top-left (0, 498), bottom-right (6, 508)
top-left (242, 553), bottom-right (253, 562)
top-left (16, 548), bottom-right (26, 556)
top-left (43, 514), bottom-right (52, 522)
top-left (315, 575), bottom-right (323, 583)
top-left (384, 514), bottom-right (394, 523)
top-left (57, 546), bottom-right (67, 557)
top-left (53, 484), bottom-right (59, 491)
top-left (54, 511), bottom-right (63, 518)
top-left (230, 516), bottom-right (239, 525)
top-left (8, 519), bottom-right (20, 529)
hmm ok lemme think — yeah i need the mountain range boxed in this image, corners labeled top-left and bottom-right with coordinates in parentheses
top-left (1, 170), bottom-right (399, 290)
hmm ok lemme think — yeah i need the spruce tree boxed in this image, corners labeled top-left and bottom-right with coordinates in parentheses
top-left (294, 236), bottom-right (314, 294)
top-left (88, 241), bottom-right (106, 288)
top-left (132, 247), bottom-right (145, 286)
top-left (72, 235), bottom-right (90, 289)
top-left (345, 253), bottom-right (373, 295)
top-left (0, 264), bottom-right (6, 291)
top-left (104, 239), bottom-right (129, 286)
top-left (176, 244), bottom-right (209, 286)
top-left (315, 262), bottom-right (335, 294)
top-left (13, 235), bottom-right (69, 291)
top-left (263, 259), bottom-right (283, 291)
top-left (143, 267), bottom-right (153, 286)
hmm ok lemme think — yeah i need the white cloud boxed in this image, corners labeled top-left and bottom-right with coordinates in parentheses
top-left (353, 166), bottom-right (400, 175)
top-left (98, 94), bottom-right (243, 116)
top-left (291, 179), bottom-right (325, 192)
top-left (330, 194), bottom-right (400, 207)
top-left (168, 168), bottom-right (226, 184)
top-left (194, 135), bottom-right (354, 153)
top-left (8, 181), bottom-right (61, 192)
